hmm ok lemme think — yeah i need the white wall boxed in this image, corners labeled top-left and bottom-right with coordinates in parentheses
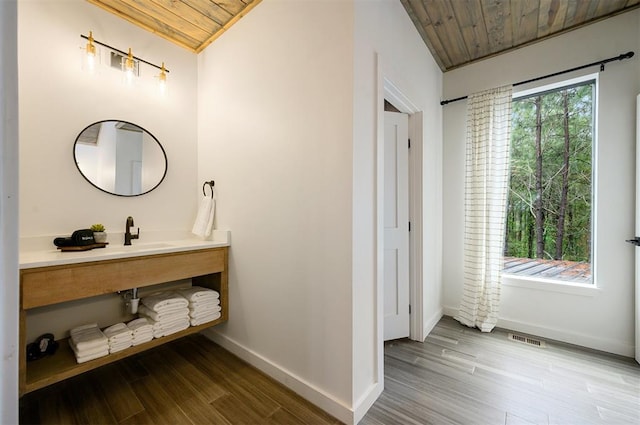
top-left (352, 0), bottom-right (442, 421)
top-left (1, 1), bottom-right (19, 422)
top-left (443, 10), bottom-right (640, 356)
top-left (197, 0), bottom-right (354, 421)
top-left (197, 0), bottom-right (442, 422)
top-left (19, 0), bottom-right (198, 237)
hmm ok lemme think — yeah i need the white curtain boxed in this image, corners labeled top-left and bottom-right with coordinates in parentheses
top-left (456, 85), bottom-right (513, 332)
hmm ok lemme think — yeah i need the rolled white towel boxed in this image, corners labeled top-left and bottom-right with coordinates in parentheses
top-left (138, 305), bottom-right (189, 322)
top-left (176, 286), bottom-right (219, 302)
top-left (141, 291), bottom-right (188, 312)
top-left (190, 305), bottom-right (222, 319)
top-left (190, 311), bottom-right (222, 327)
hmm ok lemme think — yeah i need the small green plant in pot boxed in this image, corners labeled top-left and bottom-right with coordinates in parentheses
top-left (90, 223), bottom-right (107, 243)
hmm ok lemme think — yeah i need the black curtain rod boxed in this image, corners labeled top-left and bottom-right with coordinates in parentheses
top-left (81, 34), bottom-right (170, 73)
top-left (440, 51), bottom-right (634, 106)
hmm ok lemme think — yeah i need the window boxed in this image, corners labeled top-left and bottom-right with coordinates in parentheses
top-left (503, 79), bottom-right (595, 284)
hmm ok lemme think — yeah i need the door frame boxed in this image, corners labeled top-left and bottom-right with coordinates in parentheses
top-left (382, 80), bottom-right (424, 342)
top-left (375, 56), bottom-right (425, 381)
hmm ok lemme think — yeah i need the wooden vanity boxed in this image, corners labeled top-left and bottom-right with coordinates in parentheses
top-left (19, 245), bottom-right (228, 396)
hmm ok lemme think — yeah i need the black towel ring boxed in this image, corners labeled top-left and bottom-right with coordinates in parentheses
top-left (202, 180), bottom-right (215, 198)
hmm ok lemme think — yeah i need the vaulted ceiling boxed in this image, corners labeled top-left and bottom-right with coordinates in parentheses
top-left (87, 0), bottom-right (263, 53)
top-left (87, 0), bottom-right (639, 71)
top-left (400, 0), bottom-right (640, 71)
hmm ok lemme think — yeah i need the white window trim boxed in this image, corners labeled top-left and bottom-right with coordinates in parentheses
top-left (506, 73), bottom-right (599, 290)
top-left (502, 273), bottom-right (600, 297)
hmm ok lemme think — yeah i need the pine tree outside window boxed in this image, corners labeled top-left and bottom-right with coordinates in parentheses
top-left (503, 78), bottom-right (595, 284)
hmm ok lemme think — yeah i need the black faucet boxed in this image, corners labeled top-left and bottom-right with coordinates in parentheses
top-left (124, 216), bottom-right (140, 245)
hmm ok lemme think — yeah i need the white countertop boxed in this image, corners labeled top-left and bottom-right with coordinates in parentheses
top-left (20, 230), bottom-right (231, 269)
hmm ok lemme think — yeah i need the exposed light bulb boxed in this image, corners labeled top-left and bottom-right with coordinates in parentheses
top-left (123, 47), bottom-right (135, 84)
top-left (158, 62), bottom-right (167, 95)
top-left (85, 31), bottom-right (96, 72)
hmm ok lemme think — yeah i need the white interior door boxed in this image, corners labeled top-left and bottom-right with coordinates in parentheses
top-left (635, 94), bottom-right (640, 364)
top-left (384, 111), bottom-right (410, 341)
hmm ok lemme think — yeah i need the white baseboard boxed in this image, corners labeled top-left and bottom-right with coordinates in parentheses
top-left (442, 305), bottom-right (634, 357)
top-left (423, 308), bottom-right (443, 341)
top-left (353, 381), bottom-right (383, 424)
top-left (201, 329), bottom-right (354, 424)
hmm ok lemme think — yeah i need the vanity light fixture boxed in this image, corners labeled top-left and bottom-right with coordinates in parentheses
top-left (80, 32), bottom-right (170, 89)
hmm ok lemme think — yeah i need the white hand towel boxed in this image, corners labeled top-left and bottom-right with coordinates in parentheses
top-left (141, 291), bottom-right (188, 312)
top-left (192, 194), bottom-right (216, 238)
top-left (177, 286), bottom-right (220, 302)
top-left (190, 311), bottom-right (222, 327)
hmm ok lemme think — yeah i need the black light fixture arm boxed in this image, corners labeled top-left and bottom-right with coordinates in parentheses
top-left (80, 34), bottom-right (170, 73)
top-left (440, 51), bottom-right (634, 106)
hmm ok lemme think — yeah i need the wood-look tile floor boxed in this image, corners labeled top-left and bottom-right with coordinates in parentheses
top-left (361, 316), bottom-right (640, 425)
top-left (19, 334), bottom-right (340, 425)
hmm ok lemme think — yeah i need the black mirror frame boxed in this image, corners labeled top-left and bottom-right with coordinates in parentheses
top-left (73, 120), bottom-right (168, 197)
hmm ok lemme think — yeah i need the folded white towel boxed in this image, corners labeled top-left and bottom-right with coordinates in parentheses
top-left (138, 304), bottom-right (189, 322)
top-left (163, 320), bottom-right (190, 337)
top-left (69, 324), bottom-right (108, 351)
top-left (109, 335), bottom-right (132, 344)
top-left (132, 335), bottom-right (154, 346)
top-left (69, 339), bottom-right (108, 357)
top-left (127, 317), bottom-right (151, 331)
top-left (141, 291), bottom-right (188, 312)
top-left (109, 340), bottom-right (132, 354)
top-left (151, 317), bottom-right (190, 338)
top-left (190, 305), bottom-right (222, 319)
top-left (177, 286), bottom-right (220, 302)
top-left (103, 323), bottom-right (133, 340)
top-left (191, 194), bottom-right (215, 238)
top-left (73, 348), bottom-right (110, 364)
top-left (70, 323), bottom-right (100, 336)
top-left (188, 300), bottom-right (221, 311)
top-left (190, 311), bottom-right (222, 327)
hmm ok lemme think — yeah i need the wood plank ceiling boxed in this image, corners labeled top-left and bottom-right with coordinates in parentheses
top-left (87, 0), bottom-right (639, 71)
top-left (87, 0), bottom-right (262, 53)
top-left (401, 0), bottom-right (640, 71)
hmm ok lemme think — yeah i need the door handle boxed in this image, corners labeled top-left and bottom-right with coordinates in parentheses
top-left (626, 237), bottom-right (640, 246)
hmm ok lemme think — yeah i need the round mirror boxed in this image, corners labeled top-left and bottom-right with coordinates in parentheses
top-left (73, 120), bottom-right (167, 196)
